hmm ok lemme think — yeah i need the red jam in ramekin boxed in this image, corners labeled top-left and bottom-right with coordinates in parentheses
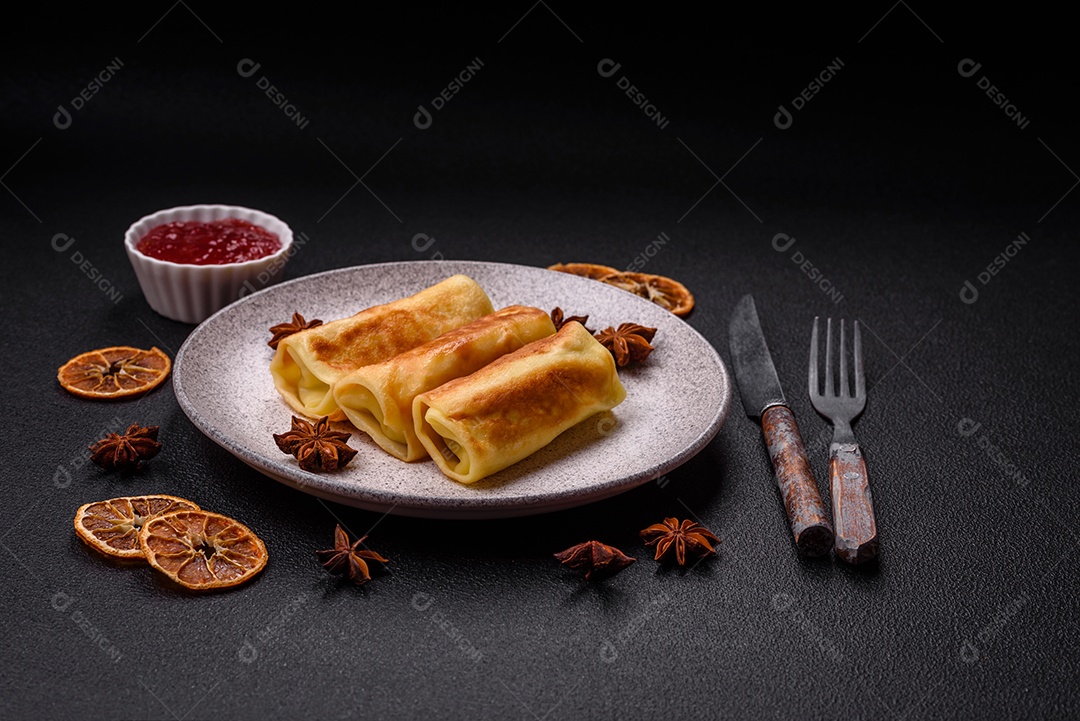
top-left (135, 219), bottom-right (281, 265)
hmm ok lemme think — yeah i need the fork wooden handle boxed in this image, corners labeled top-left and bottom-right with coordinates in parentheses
top-left (761, 405), bottom-right (834, 556)
top-left (829, 443), bottom-right (879, 564)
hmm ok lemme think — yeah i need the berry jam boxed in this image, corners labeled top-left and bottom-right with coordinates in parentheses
top-left (136, 219), bottom-right (281, 265)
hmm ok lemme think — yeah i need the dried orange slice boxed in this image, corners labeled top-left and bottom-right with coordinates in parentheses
top-left (547, 262), bottom-right (620, 280)
top-left (74, 495), bottom-right (200, 559)
top-left (598, 272), bottom-right (695, 316)
top-left (58, 346), bottom-right (171, 399)
top-left (140, 510), bottom-right (268, 591)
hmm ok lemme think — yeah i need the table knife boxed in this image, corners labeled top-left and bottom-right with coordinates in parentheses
top-left (729, 295), bottom-right (833, 556)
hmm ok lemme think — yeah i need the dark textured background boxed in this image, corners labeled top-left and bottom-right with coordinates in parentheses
top-left (3, 5), bottom-right (1077, 720)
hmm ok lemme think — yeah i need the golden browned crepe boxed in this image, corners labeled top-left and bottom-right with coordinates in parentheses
top-left (333, 306), bottom-right (556, 461)
top-left (270, 275), bottom-right (493, 420)
top-left (413, 321), bottom-right (626, 484)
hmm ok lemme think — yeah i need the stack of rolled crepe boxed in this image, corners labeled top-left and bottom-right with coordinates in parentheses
top-left (269, 274), bottom-right (493, 421)
top-left (271, 275), bottom-right (627, 484)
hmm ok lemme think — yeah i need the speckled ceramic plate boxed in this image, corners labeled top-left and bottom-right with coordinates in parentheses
top-left (173, 261), bottom-right (731, 519)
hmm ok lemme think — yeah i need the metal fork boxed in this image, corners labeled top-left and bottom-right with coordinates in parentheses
top-left (809, 318), bottom-right (879, 564)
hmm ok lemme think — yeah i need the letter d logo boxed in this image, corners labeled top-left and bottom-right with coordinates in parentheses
top-left (959, 280), bottom-right (979, 305)
top-left (957, 58), bottom-right (981, 78)
top-left (53, 464), bottom-right (72, 488)
top-left (414, 104), bottom-right (433, 130)
top-left (238, 639), bottom-right (258, 663)
top-left (957, 417), bottom-right (981, 437)
top-left (51, 591), bottom-right (73, 612)
top-left (53, 104), bottom-right (72, 130)
top-left (51, 233), bottom-right (75, 253)
top-left (597, 58), bottom-right (621, 78)
top-left (774, 104), bottom-right (793, 130)
top-left (771, 232), bottom-right (796, 253)
top-left (236, 58), bottom-right (261, 78)
top-left (411, 233), bottom-right (436, 252)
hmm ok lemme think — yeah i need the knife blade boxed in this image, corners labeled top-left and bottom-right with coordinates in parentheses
top-left (729, 295), bottom-right (833, 556)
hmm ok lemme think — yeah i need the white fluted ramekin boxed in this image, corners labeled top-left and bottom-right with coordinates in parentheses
top-left (125, 204), bottom-right (294, 324)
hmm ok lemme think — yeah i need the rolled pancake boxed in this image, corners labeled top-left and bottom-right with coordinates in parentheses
top-left (413, 321), bottom-right (626, 484)
top-left (334, 306), bottom-right (556, 461)
top-left (270, 274), bottom-right (493, 420)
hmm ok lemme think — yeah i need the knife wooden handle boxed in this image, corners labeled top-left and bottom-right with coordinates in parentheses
top-left (761, 405), bottom-right (833, 556)
top-left (829, 442), bottom-right (879, 564)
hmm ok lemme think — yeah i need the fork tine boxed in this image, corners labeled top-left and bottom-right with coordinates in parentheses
top-left (854, 320), bottom-right (865, 399)
top-left (839, 319), bottom-right (848, 398)
top-left (809, 317), bottom-right (819, 397)
top-left (824, 318), bottom-right (834, 397)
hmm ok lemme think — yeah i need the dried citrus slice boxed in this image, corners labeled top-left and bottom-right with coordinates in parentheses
top-left (547, 262), bottom-right (620, 280)
top-left (140, 510), bottom-right (268, 591)
top-left (74, 495), bottom-right (200, 559)
top-left (58, 346), bottom-right (171, 399)
top-left (598, 272), bottom-right (695, 316)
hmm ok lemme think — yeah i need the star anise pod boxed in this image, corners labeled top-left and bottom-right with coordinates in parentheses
top-left (554, 540), bottom-right (635, 580)
top-left (640, 517), bottom-right (719, 566)
top-left (550, 307), bottom-right (593, 334)
top-left (268, 312), bottom-right (323, 349)
top-left (316, 524), bottom-right (389, 585)
top-left (273, 416), bottom-right (357, 472)
top-left (89, 424), bottom-right (162, 473)
top-left (594, 323), bottom-right (657, 367)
